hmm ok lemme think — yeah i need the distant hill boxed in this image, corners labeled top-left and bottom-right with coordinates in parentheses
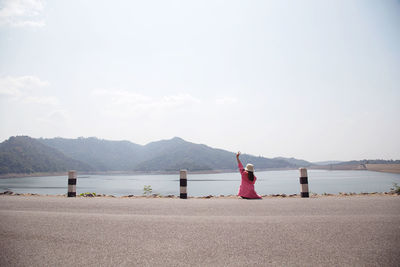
top-left (0, 136), bottom-right (92, 175)
top-left (3, 135), bottom-right (399, 176)
top-left (40, 136), bottom-right (307, 172)
top-left (312, 161), bottom-right (343, 166)
top-left (334, 159), bottom-right (400, 165)
top-left (310, 159), bottom-right (400, 172)
top-left (3, 135), bottom-right (399, 175)
top-left (273, 157), bottom-right (311, 167)
top-left (0, 136), bottom-right (312, 175)
top-left (39, 137), bottom-right (143, 171)
top-left (312, 159), bottom-right (400, 168)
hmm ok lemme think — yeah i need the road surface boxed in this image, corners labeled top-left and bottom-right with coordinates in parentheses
top-left (1, 195), bottom-right (399, 266)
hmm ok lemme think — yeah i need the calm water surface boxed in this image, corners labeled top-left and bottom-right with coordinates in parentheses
top-left (1, 170), bottom-right (400, 196)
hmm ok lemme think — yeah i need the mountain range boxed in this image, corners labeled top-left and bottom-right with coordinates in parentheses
top-left (1, 136), bottom-right (398, 176)
top-left (0, 136), bottom-right (310, 175)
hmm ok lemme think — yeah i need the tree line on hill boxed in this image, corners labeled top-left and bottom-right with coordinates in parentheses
top-left (0, 135), bottom-right (398, 176)
top-left (0, 136), bottom-right (308, 175)
top-left (0, 136), bottom-right (92, 175)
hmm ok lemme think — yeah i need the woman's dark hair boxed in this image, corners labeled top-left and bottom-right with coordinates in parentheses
top-left (248, 171), bottom-right (254, 182)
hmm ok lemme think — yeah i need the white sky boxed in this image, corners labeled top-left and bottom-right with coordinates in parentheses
top-left (0, 0), bottom-right (399, 162)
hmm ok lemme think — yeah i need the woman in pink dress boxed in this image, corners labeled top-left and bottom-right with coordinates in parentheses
top-left (236, 151), bottom-right (262, 199)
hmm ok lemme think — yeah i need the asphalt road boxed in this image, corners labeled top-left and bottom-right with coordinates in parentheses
top-left (1, 196), bottom-right (399, 266)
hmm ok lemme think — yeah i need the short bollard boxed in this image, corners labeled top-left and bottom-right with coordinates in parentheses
top-left (68, 170), bottom-right (77, 197)
top-left (299, 168), bottom-right (309, 198)
top-left (180, 169), bottom-right (187, 199)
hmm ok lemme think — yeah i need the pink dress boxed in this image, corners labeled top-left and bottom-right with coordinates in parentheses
top-left (238, 162), bottom-right (262, 199)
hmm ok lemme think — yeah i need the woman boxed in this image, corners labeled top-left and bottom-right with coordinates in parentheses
top-left (236, 151), bottom-right (262, 199)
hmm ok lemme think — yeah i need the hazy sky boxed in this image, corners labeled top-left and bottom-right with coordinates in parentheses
top-left (0, 0), bottom-right (399, 162)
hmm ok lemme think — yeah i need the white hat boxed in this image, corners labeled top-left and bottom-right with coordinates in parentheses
top-left (245, 163), bottom-right (254, 172)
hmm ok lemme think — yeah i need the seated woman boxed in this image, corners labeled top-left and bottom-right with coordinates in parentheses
top-left (236, 151), bottom-right (262, 199)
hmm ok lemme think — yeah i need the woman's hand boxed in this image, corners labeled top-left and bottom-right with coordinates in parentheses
top-left (236, 151), bottom-right (241, 158)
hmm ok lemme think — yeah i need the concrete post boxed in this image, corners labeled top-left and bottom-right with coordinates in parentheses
top-left (180, 169), bottom-right (187, 199)
top-left (299, 168), bottom-right (309, 198)
top-left (68, 171), bottom-right (77, 197)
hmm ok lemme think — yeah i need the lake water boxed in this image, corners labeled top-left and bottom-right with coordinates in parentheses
top-left (1, 170), bottom-right (400, 196)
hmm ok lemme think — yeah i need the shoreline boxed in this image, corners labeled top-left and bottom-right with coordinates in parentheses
top-left (0, 169), bottom-right (294, 179)
top-left (0, 170), bottom-right (238, 179)
top-left (1, 190), bottom-right (399, 199)
top-left (2, 165), bottom-right (400, 179)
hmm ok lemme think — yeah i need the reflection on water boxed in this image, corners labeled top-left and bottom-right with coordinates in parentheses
top-left (1, 170), bottom-right (400, 196)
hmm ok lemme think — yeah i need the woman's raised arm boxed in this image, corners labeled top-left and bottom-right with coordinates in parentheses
top-left (236, 151), bottom-right (242, 165)
top-left (236, 151), bottom-right (245, 174)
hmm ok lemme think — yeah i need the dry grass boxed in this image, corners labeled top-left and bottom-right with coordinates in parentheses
top-left (366, 164), bottom-right (400, 174)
